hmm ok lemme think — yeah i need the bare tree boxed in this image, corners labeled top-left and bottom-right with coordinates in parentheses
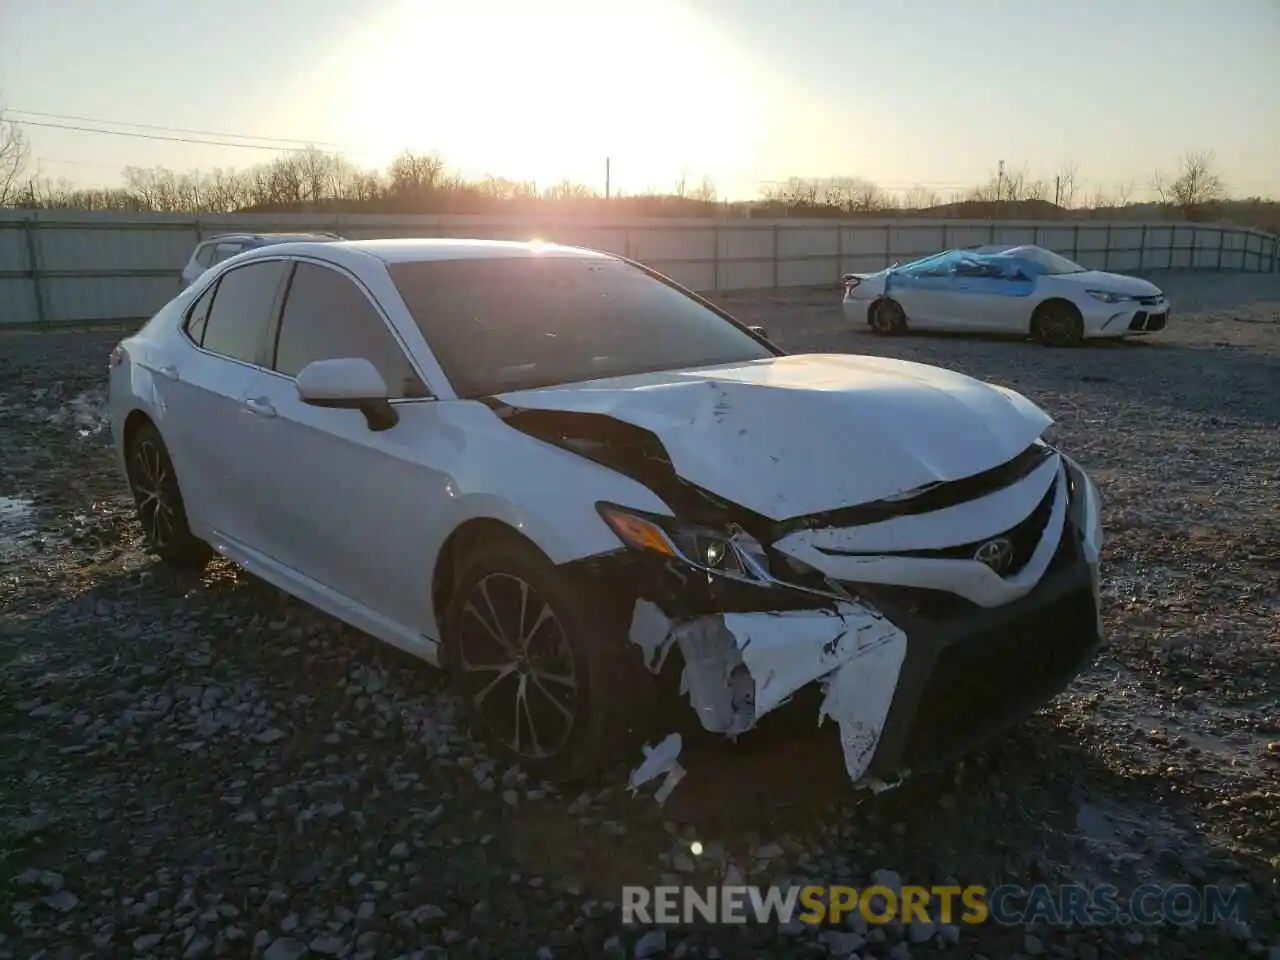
top-left (0, 103), bottom-right (29, 204)
top-left (0, 103), bottom-right (30, 206)
top-left (1114, 180), bottom-right (1134, 208)
top-left (1152, 151), bottom-right (1225, 212)
top-left (1053, 162), bottom-right (1079, 208)
top-left (388, 150), bottom-right (445, 199)
top-left (902, 185), bottom-right (940, 210)
top-left (672, 168), bottom-right (690, 200)
top-left (691, 175), bottom-right (717, 204)
top-left (542, 179), bottom-right (594, 201)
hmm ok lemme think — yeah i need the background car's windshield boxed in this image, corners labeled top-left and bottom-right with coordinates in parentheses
top-left (1009, 246), bottom-right (1087, 275)
top-left (387, 257), bottom-right (776, 397)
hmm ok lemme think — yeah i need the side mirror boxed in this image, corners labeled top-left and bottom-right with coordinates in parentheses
top-left (296, 357), bottom-right (399, 432)
top-left (748, 324), bottom-right (770, 340)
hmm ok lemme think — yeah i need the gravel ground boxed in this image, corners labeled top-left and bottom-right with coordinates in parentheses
top-left (2, 271), bottom-right (1278, 960)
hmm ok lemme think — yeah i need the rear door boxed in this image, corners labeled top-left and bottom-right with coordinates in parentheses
top-left (157, 259), bottom-right (290, 548)
top-left (233, 258), bottom-right (447, 636)
top-left (888, 253), bottom-right (958, 327)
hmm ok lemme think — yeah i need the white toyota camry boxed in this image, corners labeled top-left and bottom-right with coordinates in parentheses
top-left (843, 244), bottom-right (1170, 346)
top-left (108, 238), bottom-right (1104, 792)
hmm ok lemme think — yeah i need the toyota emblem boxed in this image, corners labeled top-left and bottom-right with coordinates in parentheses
top-left (973, 537), bottom-right (1015, 574)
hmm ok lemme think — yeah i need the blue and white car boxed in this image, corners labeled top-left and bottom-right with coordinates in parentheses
top-left (842, 244), bottom-right (1170, 346)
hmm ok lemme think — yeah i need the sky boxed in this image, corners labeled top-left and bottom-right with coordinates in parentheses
top-left (1, 0), bottom-right (1277, 202)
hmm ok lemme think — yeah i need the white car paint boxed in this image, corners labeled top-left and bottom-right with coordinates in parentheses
top-left (495, 353), bottom-right (1052, 522)
top-left (109, 237), bottom-right (1105, 794)
top-left (843, 245), bottom-right (1171, 341)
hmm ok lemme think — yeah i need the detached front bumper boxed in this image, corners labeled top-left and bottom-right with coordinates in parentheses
top-left (607, 450), bottom-right (1104, 797)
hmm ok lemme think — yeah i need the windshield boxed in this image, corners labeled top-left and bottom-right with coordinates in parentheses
top-left (1008, 246), bottom-right (1087, 275)
top-left (387, 256), bottom-right (776, 397)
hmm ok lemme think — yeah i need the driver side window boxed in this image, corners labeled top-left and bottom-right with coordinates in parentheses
top-left (271, 262), bottom-right (429, 399)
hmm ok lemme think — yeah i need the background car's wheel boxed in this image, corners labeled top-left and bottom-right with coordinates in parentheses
top-left (444, 533), bottom-right (654, 781)
top-left (869, 298), bottom-right (907, 335)
top-left (125, 422), bottom-right (212, 566)
top-left (1031, 301), bottom-right (1084, 347)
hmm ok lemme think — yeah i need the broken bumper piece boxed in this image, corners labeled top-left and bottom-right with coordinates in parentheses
top-left (627, 513), bottom-right (1101, 804)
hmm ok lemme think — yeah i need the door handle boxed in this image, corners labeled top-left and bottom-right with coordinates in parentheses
top-left (243, 397), bottom-right (277, 418)
top-left (157, 364), bottom-right (179, 380)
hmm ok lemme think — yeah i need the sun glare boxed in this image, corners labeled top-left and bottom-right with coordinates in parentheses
top-left (342, 0), bottom-right (753, 193)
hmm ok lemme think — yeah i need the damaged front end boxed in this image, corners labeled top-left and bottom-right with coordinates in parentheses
top-left (488, 396), bottom-right (1104, 804)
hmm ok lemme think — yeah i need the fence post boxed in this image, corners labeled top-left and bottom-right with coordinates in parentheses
top-left (835, 221), bottom-right (843, 283)
top-left (21, 216), bottom-right (48, 329)
top-left (884, 223), bottom-right (892, 268)
top-left (1103, 223), bottom-right (1112, 271)
top-left (1190, 227), bottom-right (1199, 270)
top-left (1137, 224), bottom-right (1147, 272)
top-left (772, 224), bottom-right (779, 289)
top-left (1216, 228), bottom-right (1226, 270)
top-left (1272, 236), bottom-right (1279, 274)
top-left (713, 223), bottom-right (721, 293)
top-left (1072, 224), bottom-right (1080, 262)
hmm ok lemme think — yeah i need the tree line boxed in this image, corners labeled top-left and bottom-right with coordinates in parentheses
top-left (1, 110), bottom-right (1275, 232)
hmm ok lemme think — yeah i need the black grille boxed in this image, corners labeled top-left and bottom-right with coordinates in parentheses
top-left (1128, 311), bottom-right (1168, 332)
top-left (856, 584), bottom-right (977, 621)
top-left (900, 582), bottom-right (1099, 770)
top-left (1135, 295), bottom-right (1161, 306)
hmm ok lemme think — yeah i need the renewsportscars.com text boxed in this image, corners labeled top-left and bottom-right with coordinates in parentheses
top-left (622, 883), bottom-right (1251, 927)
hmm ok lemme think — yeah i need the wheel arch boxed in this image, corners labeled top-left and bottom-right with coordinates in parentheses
top-left (430, 516), bottom-right (548, 652)
top-left (1031, 296), bottom-right (1083, 321)
top-left (121, 408), bottom-right (156, 454)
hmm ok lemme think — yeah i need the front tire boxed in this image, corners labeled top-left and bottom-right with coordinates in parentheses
top-left (869, 298), bottom-right (908, 335)
top-left (444, 534), bottom-right (654, 781)
top-left (1031, 301), bottom-right (1084, 347)
top-left (125, 422), bottom-right (212, 567)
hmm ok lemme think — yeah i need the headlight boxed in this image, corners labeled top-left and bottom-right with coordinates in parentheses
top-left (1086, 290), bottom-right (1129, 304)
top-left (596, 503), bottom-right (772, 585)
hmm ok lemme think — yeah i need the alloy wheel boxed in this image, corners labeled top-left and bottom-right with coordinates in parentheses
top-left (130, 438), bottom-right (176, 548)
top-left (1037, 307), bottom-right (1080, 346)
top-left (456, 573), bottom-right (579, 760)
top-left (872, 300), bottom-right (904, 334)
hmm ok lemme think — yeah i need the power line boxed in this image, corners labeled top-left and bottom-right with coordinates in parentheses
top-left (9, 108), bottom-right (339, 147)
top-left (10, 118), bottom-right (339, 153)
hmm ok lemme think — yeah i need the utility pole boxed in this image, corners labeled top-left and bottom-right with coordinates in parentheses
top-left (996, 159), bottom-right (1004, 220)
top-left (605, 157), bottom-right (611, 200)
top-left (1054, 175), bottom-right (1061, 207)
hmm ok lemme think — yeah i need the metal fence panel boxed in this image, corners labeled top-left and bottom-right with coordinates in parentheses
top-left (0, 210), bottom-right (1275, 329)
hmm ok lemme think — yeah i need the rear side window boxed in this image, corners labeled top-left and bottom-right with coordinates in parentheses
top-left (212, 242), bottom-right (242, 264)
top-left (272, 262), bottom-right (427, 398)
top-left (201, 261), bottom-right (289, 364)
top-left (184, 282), bottom-right (217, 344)
top-left (193, 243), bottom-right (217, 268)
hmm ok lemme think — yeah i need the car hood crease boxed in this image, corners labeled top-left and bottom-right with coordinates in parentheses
top-left (494, 354), bottom-right (1053, 521)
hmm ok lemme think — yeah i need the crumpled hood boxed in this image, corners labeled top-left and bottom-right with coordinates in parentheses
top-left (495, 353), bottom-right (1053, 521)
top-left (1052, 270), bottom-right (1163, 296)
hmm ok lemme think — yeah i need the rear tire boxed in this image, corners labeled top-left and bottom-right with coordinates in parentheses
top-left (125, 422), bottom-right (212, 567)
top-left (444, 533), bottom-right (655, 781)
top-left (1031, 301), bottom-right (1084, 347)
top-left (869, 298), bottom-right (908, 335)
